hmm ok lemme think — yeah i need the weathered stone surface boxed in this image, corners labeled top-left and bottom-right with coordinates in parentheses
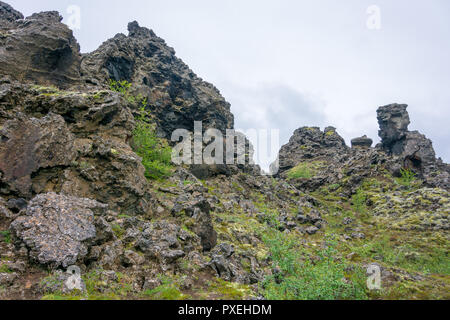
top-left (172, 196), bottom-right (217, 251)
top-left (377, 104), bottom-right (410, 149)
top-left (351, 135), bottom-right (373, 148)
top-left (376, 104), bottom-right (449, 188)
top-left (0, 113), bottom-right (76, 197)
top-left (11, 193), bottom-right (108, 268)
top-left (0, 7), bottom-right (81, 88)
top-left (135, 220), bottom-right (199, 264)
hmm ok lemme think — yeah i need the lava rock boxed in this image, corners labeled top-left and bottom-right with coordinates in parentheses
top-left (11, 193), bottom-right (108, 268)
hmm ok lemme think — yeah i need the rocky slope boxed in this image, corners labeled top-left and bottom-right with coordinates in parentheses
top-left (0, 2), bottom-right (448, 300)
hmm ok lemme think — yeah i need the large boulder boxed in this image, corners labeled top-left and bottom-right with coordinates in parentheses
top-left (10, 193), bottom-right (109, 268)
top-left (0, 5), bottom-right (81, 88)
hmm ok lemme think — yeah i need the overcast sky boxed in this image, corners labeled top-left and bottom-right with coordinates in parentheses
top-left (8, 0), bottom-right (450, 170)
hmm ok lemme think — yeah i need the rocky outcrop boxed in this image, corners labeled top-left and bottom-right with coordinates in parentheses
top-left (377, 104), bottom-right (449, 188)
top-left (10, 193), bottom-right (110, 268)
top-left (0, 5), bottom-right (81, 88)
top-left (81, 21), bottom-right (234, 138)
top-left (274, 104), bottom-right (449, 191)
top-left (0, 1), bottom-right (23, 27)
top-left (0, 1), bottom-right (449, 301)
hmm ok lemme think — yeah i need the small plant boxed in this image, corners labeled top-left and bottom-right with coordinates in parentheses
top-left (261, 231), bottom-right (368, 300)
top-left (142, 277), bottom-right (190, 300)
top-left (397, 168), bottom-right (416, 188)
top-left (109, 79), bottom-right (172, 180)
top-left (109, 80), bottom-right (132, 96)
top-left (287, 163), bottom-right (314, 179)
top-left (109, 79), bottom-right (145, 104)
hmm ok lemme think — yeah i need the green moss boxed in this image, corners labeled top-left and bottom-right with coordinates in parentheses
top-left (132, 108), bottom-right (173, 180)
top-left (287, 161), bottom-right (326, 180)
top-left (41, 269), bottom-right (134, 300)
top-left (352, 188), bottom-right (367, 214)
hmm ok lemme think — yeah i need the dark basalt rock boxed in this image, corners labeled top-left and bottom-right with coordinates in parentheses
top-left (81, 21), bottom-right (234, 138)
top-left (272, 126), bottom-right (349, 176)
top-left (377, 103), bottom-right (410, 150)
top-left (376, 104), bottom-right (449, 188)
top-left (351, 135), bottom-right (373, 148)
top-left (0, 7), bottom-right (81, 88)
top-left (0, 1), bottom-right (24, 26)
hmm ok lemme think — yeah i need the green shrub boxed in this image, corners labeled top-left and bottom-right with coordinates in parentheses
top-left (133, 120), bottom-right (173, 180)
top-left (262, 232), bottom-right (368, 300)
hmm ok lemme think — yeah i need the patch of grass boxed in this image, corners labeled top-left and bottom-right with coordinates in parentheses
top-left (209, 279), bottom-right (252, 300)
top-left (0, 264), bottom-right (12, 273)
top-left (0, 230), bottom-right (11, 244)
top-left (352, 188), bottom-right (367, 214)
top-left (111, 224), bottom-right (125, 238)
top-left (42, 269), bottom-right (133, 300)
top-left (262, 231), bottom-right (368, 300)
top-left (287, 161), bottom-right (325, 180)
top-left (142, 277), bottom-right (190, 300)
top-left (350, 235), bottom-right (450, 275)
